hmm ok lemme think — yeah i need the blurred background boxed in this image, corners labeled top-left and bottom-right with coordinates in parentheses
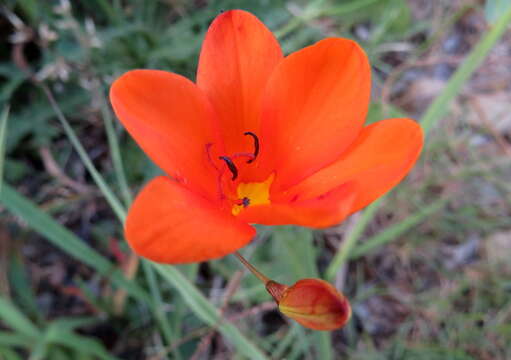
top-left (1, 0), bottom-right (511, 359)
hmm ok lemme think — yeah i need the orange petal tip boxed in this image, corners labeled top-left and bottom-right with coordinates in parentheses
top-left (271, 278), bottom-right (351, 331)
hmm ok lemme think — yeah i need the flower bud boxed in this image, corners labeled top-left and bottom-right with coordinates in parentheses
top-left (267, 278), bottom-right (351, 331)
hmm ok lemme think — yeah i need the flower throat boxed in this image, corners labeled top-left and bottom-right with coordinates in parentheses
top-left (207, 132), bottom-right (273, 215)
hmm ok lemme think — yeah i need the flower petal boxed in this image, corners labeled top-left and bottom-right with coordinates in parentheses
top-left (278, 279), bottom-right (351, 331)
top-left (110, 70), bottom-right (222, 200)
top-left (257, 38), bottom-right (371, 188)
top-left (281, 118), bottom-right (423, 213)
top-left (125, 176), bottom-right (256, 264)
top-left (236, 182), bottom-right (357, 228)
top-left (197, 10), bottom-right (283, 154)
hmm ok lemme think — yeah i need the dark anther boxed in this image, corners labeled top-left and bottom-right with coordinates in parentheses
top-left (219, 156), bottom-right (238, 180)
top-left (242, 197), bottom-right (250, 207)
top-left (244, 132), bottom-right (259, 163)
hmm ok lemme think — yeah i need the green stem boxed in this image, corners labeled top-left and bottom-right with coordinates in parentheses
top-left (39, 84), bottom-right (127, 223)
top-left (326, 198), bottom-right (381, 281)
top-left (142, 261), bottom-right (176, 360)
top-left (421, 5), bottom-right (511, 134)
top-left (98, 82), bottom-right (133, 208)
top-left (0, 105), bottom-right (10, 194)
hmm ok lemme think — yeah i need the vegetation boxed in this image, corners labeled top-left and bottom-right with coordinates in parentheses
top-left (1, 0), bottom-right (511, 358)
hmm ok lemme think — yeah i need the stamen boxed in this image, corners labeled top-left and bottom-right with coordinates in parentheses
top-left (219, 156), bottom-right (238, 181)
top-left (231, 152), bottom-right (255, 161)
top-left (205, 143), bottom-right (219, 171)
top-left (206, 143), bottom-right (226, 199)
top-left (244, 132), bottom-right (259, 164)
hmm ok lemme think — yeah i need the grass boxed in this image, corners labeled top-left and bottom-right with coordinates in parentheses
top-left (1, 0), bottom-right (511, 359)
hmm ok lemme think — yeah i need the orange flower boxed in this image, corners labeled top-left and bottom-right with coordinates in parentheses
top-left (110, 10), bottom-right (423, 264)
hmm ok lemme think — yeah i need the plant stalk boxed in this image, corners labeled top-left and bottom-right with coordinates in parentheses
top-left (233, 252), bottom-right (270, 285)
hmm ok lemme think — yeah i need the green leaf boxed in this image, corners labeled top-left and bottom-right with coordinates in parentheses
top-left (0, 65), bottom-right (26, 103)
top-left (141, 261), bottom-right (176, 358)
top-left (326, 198), bottom-right (382, 281)
top-left (366, 102), bottom-right (407, 125)
top-left (0, 346), bottom-right (25, 360)
top-left (153, 263), bottom-right (269, 360)
top-left (273, 227), bottom-right (318, 280)
top-left (49, 317), bottom-right (100, 332)
top-left (0, 297), bottom-right (40, 338)
top-left (45, 323), bottom-right (119, 360)
top-left (36, 85), bottom-right (126, 222)
top-left (13, 0), bottom-right (40, 24)
top-left (0, 184), bottom-right (149, 304)
top-left (0, 105), bottom-right (9, 193)
top-left (98, 85), bottom-right (132, 208)
top-left (5, 93), bottom-right (85, 152)
top-left (421, 4), bottom-right (511, 134)
top-left (350, 197), bottom-right (449, 259)
top-left (8, 254), bottom-right (42, 322)
top-left (0, 332), bottom-right (31, 347)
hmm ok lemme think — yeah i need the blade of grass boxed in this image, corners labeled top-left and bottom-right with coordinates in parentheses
top-left (326, 6), bottom-right (511, 280)
top-left (29, 330), bottom-right (52, 360)
top-left (45, 324), bottom-right (119, 360)
top-left (288, 326), bottom-right (312, 360)
top-left (326, 198), bottom-right (381, 281)
top-left (0, 332), bottom-right (31, 347)
top-left (349, 197), bottom-right (449, 259)
top-left (38, 80), bottom-right (144, 317)
top-left (0, 105), bottom-right (9, 193)
top-left (274, 1), bottom-right (321, 39)
top-left (275, 0), bottom-right (379, 39)
top-left (153, 263), bottom-right (269, 360)
top-left (170, 263), bottom-right (198, 337)
top-left (98, 83), bottom-right (132, 208)
top-left (421, 5), bottom-right (511, 134)
top-left (93, 0), bottom-right (122, 25)
top-left (141, 261), bottom-right (175, 360)
top-left (275, 227), bottom-right (318, 279)
top-left (39, 84), bottom-right (127, 223)
top-left (0, 297), bottom-right (40, 339)
top-left (39, 82), bottom-right (147, 317)
top-left (272, 324), bottom-right (300, 359)
top-left (0, 184), bottom-right (148, 304)
top-left (12, 0), bottom-right (39, 24)
top-left (1, 347), bottom-right (24, 360)
top-left (320, 0), bottom-right (380, 17)
top-left (8, 254), bottom-right (42, 323)
top-left (49, 317), bottom-right (99, 332)
top-left (314, 331), bottom-right (333, 360)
